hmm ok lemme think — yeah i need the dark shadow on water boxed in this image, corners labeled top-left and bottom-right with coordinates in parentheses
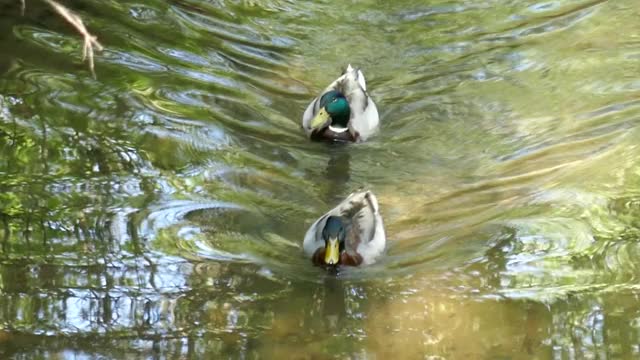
top-left (324, 144), bottom-right (351, 204)
top-left (320, 275), bottom-right (348, 330)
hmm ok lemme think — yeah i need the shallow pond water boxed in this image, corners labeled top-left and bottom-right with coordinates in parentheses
top-left (1, 0), bottom-right (640, 358)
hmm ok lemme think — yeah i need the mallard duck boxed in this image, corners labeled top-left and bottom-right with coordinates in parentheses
top-left (303, 190), bottom-right (385, 266)
top-left (302, 64), bottom-right (379, 142)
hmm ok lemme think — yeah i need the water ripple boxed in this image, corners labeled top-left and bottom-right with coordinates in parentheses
top-left (138, 199), bottom-right (243, 239)
top-left (4, 0), bottom-right (640, 356)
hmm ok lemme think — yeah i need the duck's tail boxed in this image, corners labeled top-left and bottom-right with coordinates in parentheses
top-left (342, 64), bottom-right (367, 92)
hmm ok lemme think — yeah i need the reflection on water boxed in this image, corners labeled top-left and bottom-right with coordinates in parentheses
top-left (325, 146), bottom-right (351, 203)
top-left (2, 0), bottom-right (640, 358)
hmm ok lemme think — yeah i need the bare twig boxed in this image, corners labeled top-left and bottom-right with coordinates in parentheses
top-left (43, 0), bottom-right (103, 77)
top-left (20, 0), bottom-right (25, 15)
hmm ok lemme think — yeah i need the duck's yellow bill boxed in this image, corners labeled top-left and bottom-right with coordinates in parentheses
top-left (324, 237), bottom-right (340, 265)
top-left (310, 108), bottom-right (331, 129)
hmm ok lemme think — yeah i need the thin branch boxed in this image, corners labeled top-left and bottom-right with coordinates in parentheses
top-left (20, 0), bottom-right (25, 16)
top-left (43, 0), bottom-right (103, 78)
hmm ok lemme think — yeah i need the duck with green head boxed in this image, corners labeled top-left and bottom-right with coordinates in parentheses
top-left (303, 190), bottom-right (386, 267)
top-left (302, 64), bottom-right (379, 142)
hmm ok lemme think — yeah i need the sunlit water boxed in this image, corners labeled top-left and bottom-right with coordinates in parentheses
top-left (1, 0), bottom-right (640, 358)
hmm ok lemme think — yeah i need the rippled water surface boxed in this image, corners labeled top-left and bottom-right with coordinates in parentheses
top-left (1, 0), bottom-right (640, 358)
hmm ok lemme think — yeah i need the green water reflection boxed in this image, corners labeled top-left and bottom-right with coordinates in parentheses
top-left (1, 0), bottom-right (640, 358)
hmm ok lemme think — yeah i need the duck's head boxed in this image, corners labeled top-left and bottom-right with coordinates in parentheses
top-left (310, 90), bottom-right (351, 133)
top-left (322, 216), bottom-right (346, 265)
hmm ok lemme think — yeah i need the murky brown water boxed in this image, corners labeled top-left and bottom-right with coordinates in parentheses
top-left (1, 0), bottom-right (640, 358)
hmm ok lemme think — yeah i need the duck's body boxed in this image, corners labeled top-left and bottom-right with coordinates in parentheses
top-left (302, 65), bottom-right (379, 142)
top-left (303, 190), bottom-right (385, 266)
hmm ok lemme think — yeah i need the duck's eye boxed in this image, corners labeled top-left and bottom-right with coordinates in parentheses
top-left (331, 98), bottom-right (338, 103)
